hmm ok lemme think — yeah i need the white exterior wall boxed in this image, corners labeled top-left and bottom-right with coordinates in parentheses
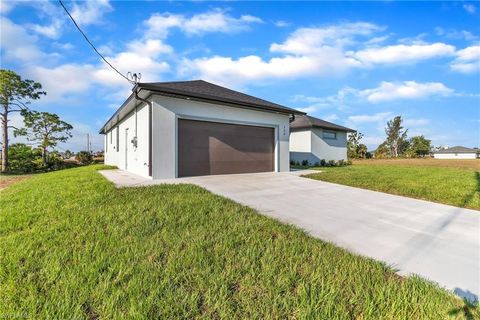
top-left (311, 128), bottom-right (347, 161)
top-left (290, 130), bottom-right (311, 152)
top-left (290, 128), bottom-right (347, 164)
top-left (151, 95), bottom-right (291, 179)
top-left (104, 103), bottom-right (150, 178)
top-left (434, 153), bottom-right (478, 159)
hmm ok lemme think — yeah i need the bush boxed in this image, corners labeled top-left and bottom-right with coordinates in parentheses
top-left (301, 160), bottom-right (309, 166)
top-left (290, 160), bottom-right (296, 166)
top-left (320, 159), bottom-right (326, 166)
top-left (346, 159), bottom-right (352, 166)
top-left (314, 161), bottom-right (320, 167)
top-left (328, 160), bottom-right (336, 167)
top-left (76, 151), bottom-right (93, 165)
top-left (8, 143), bottom-right (42, 173)
top-left (337, 159), bottom-right (345, 167)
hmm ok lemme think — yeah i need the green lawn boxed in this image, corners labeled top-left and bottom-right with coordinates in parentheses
top-left (0, 165), bottom-right (477, 319)
top-left (305, 164), bottom-right (480, 210)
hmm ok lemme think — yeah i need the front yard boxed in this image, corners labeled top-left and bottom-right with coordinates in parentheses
top-left (305, 159), bottom-right (480, 210)
top-left (0, 165), bottom-right (477, 319)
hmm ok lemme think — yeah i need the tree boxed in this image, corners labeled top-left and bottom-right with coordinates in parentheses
top-left (384, 116), bottom-right (408, 157)
top-left (347, 132), bottom-right (363, 158)
top-left (8, 143), bottom-right (42, 173)
top-left (0, 70), bottom-right (45, 172)
top-left (407, 135), bottom-right (432, 157)
top-left (64, 150), bottom-right (74, 159)
top-left (374, 142), bottom-right (389, 158)
top-left (76, 151), bottom-right (93, 165)
top-left (15, 110), bottom-right (73, 165)
top-left (357, 143), bottom-right (368, 158)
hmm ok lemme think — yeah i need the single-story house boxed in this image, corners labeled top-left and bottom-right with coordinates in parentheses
top-left (100, 80), bottom-right (304, 179)
top-left (289, 115), bottom-right (355, 164)
top-left (433, 146), bottom-right (479, 159)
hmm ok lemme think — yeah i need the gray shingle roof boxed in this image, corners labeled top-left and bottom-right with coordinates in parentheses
top-left (290, 115), bottom-right (355, 132)
top-left (138, 80), bottom-right (304, 115)
top-left (433, 146), bottom-right (479, 154)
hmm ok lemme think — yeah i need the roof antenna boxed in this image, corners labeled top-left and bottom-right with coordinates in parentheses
top-left (127, 72), bottom-right (142, 84)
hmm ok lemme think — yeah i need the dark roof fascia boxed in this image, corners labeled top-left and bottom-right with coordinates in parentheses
top-left (291, 124), bottom-right (356, 133)
top-left (138, 83), bottom-right (305, 116)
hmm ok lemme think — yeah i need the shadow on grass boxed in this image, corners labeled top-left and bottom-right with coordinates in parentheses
top-left (449, 288), bottom-right (479, 319)
top-left (461, 171), bottom-right (480, 209)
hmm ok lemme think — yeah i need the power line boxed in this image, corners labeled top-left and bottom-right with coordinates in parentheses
top-left (58, 0), bottom-right (134, 85)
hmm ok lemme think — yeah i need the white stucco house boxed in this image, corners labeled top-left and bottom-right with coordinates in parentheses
top-left (289, 115), bottom-right (355, 164)
top-left (433, 146), bottom-right (479, 159)
top-left (100, 80), bottom-right (304, 179)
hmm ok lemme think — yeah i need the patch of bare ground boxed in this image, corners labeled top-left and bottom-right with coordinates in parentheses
top-left (353, 158), bottom-right (480, 170)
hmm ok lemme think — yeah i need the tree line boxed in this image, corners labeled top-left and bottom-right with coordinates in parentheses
top-left (0, 69), bottom-right (89, 173)
top-left (348, 115), bottom-right (432, 159)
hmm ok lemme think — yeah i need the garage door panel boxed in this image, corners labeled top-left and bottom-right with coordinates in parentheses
top-left (178, 119), bottom-right (274, 177)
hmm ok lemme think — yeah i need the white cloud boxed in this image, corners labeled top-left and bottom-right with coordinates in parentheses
top-left (348, 112), bottom-right (392, 123)
top-left (181, 22), bottom-right (462, 86)
top-left (28, 19), bottom-right (63, 39)
top-left (0, 1), bottom-right (15, 14)
top-left (357, 81), bottom-right (454, 103)
top-left (70, 0), bottom-right (113, 27)
top-left (270, 22), bottom-right (382, 55)
top-left (450, 45), bottom-right (480, 74)
top-left (274, 20), bottom-right (290, 27)
top-left (350, 43), bottom-right (456, 65)
top-left (0, 18), bottom-right (46, 62)
top-left (463, 4), bottom-right (476, 14)
top-left (435, 27), bottom-right (479, 41)
top-left (145, 9), bottom-right (263, 38)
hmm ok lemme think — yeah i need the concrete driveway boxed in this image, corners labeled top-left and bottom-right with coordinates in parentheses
top-left (100, 169), bottom-right (480, 301)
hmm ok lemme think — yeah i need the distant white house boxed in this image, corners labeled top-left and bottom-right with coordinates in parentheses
top-left (289, 115), bottom-right (355, 164)
top-left (433, 146), bottom-right (479, 159)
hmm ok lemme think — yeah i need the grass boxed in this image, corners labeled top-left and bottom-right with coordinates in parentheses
top-left (304, 161), bottom-right (480, 210)
top-left (0, 165), bottom-right (477, 319)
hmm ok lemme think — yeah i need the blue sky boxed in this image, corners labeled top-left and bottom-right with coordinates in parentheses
top-left (1, 0), bottom-right (479, 152)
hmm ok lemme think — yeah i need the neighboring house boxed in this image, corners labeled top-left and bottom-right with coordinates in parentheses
top-left (100, 80), bottom-right (304, 179)
top-left (289, 115), bottom-right (355, 164)
top-left (433, 146), bottom-right (479, 159)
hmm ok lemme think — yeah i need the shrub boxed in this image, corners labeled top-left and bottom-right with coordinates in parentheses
top-left (337, 159), bottom-right (345, 167)
top-left (314, 161), bottom-right (320, 167)
top-left (328, 160), bottom-right (336, 167)
top-left (290, 160), bottom-right (296, 166)
top-left (76, 151), bottom-right (93, 165)
top-left (346, 159), bottom-right (353, 166)
top-left (8, 143), bottom-right (42, 173)
top-left (301, 160), bottom-right (309, 166)
top-left (320, 159), bottom-right (326, 166)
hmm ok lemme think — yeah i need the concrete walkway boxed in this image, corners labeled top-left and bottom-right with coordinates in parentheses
top-left (100, 169), bottom-right (480, 301)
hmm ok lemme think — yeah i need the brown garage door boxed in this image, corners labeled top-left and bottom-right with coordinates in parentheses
top-left (178, 119), bottom-right (274, 177)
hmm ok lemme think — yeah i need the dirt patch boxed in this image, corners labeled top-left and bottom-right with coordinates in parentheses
top-left (353, 158), bottom-right (480, 170)
top-left (0, 175), bottom-right (31, 190)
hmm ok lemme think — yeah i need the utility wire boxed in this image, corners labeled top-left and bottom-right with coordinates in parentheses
top-left (58, 0), bottom-right (134, 85)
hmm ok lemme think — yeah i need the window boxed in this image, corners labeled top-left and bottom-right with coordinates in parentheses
top-left (110, 130), bottom-right (112, 144)
top-left (105, 133), bottom-right (108, 152)
top-left (116, 127), bottom-right (120, 152)
top-left (323, 131), bottom-right (337, 140)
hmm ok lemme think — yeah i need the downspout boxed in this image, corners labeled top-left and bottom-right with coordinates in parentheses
top-left (134, 88), bottom-right (153, 177)
top-left (289, 114), bottom-right (295, 123)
